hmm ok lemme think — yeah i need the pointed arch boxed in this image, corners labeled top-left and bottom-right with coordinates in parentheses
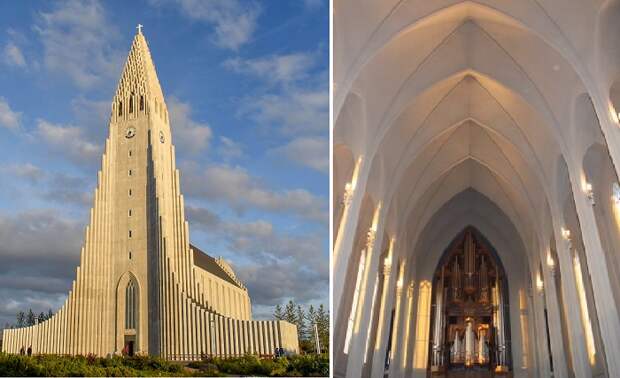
top-left (125, 279), bottom-right (138, 330)
top-left (115, 271), bottom-right (142, 354)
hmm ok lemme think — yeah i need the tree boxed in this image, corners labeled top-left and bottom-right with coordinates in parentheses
top-left (284, 300), bottom-right (296, 325)
top-left (296, 305), bottom-right (313, 352)
top-left (47, 309), bottom-right (53, 320)
top-left (39, 312), bottom-right (46, 322)
top-left (273, 304), bottom-right (284, 321)
top-left (26, 309), bottom-right (35, 326)
top-left (296, 305), bottom-right (307, 340)
top-left (16, 311), bottom-right (25, 328)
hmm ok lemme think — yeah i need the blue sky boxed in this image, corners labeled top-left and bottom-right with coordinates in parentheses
top-left (0, 0), bottom-right (328, 326)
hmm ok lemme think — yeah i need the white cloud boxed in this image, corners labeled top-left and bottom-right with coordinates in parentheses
top-left (304, 0), bottom-right (324, 9)
top-left (0, 209), bottom-right (82, 265)
top-left (168, 97), bottom-right (212, 154)
top-left (70, 98), bottom-right (110, 141)
top-left (3, 42), bottom-right (26, 67)
top-left (218, 136), bottom-right (243, 161)
top-left (35, 0), bottom-right (122, 89)
top-left (0, 209), bottom-right (83, 326)
top-left (183, 164), bottom-right (327, 223)
top-left (0, 163), bottom-right (92, 207)
top-left (150, 0), bottom-right (261, 50)
top-left (0, 163), bottom-right (44, 184)
top-left (36, 119), bottom-right (101, 165)
top-left (224, 52), bottom-right (315, 85)
top-left (270, 136), bottom-right (328, 173)
top-left (243, 86), bottom-right (328, 134)
top-left (225, 52), bottom-right (328, 135)
top-left (186, 206), bottom-right (328, 306)
top-left (0, 98), bottom-right (21, 130)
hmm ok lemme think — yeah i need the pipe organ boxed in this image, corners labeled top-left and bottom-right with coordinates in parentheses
top-left (429, 229), bottom-right (511, 374)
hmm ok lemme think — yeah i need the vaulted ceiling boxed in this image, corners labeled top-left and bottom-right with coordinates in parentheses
top-left (334, 0), bottom-right (620, 269)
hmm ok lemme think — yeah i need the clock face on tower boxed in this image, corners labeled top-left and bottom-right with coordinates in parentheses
top-left (125, 127), bottom-right (136, 139)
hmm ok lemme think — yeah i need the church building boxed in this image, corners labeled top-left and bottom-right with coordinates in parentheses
top-left (333, 1), bottom-right (620, 377)
top-left (1, 28), bottom-right (298, 359)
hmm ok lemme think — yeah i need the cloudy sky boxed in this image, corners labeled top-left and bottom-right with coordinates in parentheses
top-left (0, 0), bottom-right (328, 326)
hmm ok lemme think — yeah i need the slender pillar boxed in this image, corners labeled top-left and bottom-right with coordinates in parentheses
top-left (493, 276), bottom-right (510, 373)
top-left (371, 241), bottom-right (397, 378)
top-left (571, 179), bottom-right (620, 376)
top-left (531, 271), bottom-right (551, 377)
top-left (386, 263), bottom-right (405, 377)
top-left (399, 281), bottom-right (415, 378)
top-left (334, 158), bottom-right (367, 326)
top-left (555, 228), bottom-right (591, 377)
top-left (541, 254), bottom-right (569, 378)
top-left (430, 268), bottom-right (445, 373)
top-left (345, 205), bottom-right (385, 378)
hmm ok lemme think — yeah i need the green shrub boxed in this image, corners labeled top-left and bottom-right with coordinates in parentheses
top-left (0, 351), bottom-right (329, 377)
top-left (195, 354), bottom-right (329, 377)
top-left (286, 354), bottom-right (329, 377)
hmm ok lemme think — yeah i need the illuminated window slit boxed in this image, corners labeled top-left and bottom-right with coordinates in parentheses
top-left (573, 254), bottom-right (596, 365)
top-left (343, 250), bottom-right (366, 354)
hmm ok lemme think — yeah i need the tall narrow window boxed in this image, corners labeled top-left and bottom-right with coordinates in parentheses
top-left (128, 230), bottom-right (132, 238)
top-left (125, 280), bottom-right (137, 330)
top-left (128, 169), bottom-right (132, 176)
top-left (128, 209), bottom-right (132, 217)
top-left (364, 278), bottom-right (379, 363)
top-left (384, 309), bottom-right (396, 370)
top-left (118, 102), bottom-right (123, 116)
top-left (129, 189), bottom-right (132, 196)
top-left (139, 96), bottom-right (144, 111)
top-left (574, 254), bottom-right (596, 365)
top-left (129, 97), bottom-right (134, 113)
top-left (128, 150), bottom-right (132, 157)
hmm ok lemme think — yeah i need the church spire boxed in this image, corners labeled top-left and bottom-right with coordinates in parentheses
top-left (112, 26), bottom-right (167, 123)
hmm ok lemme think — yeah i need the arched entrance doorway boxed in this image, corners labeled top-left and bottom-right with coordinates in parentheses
top-left (428, 228), bottom-right (511, 376)
top-left (116, 272), bottom-right (141, 356)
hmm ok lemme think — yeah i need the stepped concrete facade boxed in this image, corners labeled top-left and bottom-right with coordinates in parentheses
top-left (1, 29), bottom-right (298, 360)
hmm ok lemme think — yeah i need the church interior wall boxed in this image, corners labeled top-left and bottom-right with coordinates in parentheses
top-left (562, 188), bottom-right (608, 376)
top-left (333, 193), bottom-right (376, 376)
top-left (408, 192), bottom-right (530, 377)
top-left (583, 142), bottom-right (620, 314)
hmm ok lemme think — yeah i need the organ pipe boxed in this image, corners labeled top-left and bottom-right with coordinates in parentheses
top-left (464, 232), bottom-right (475, 294)
top-left (479, 256), bottom-right (489, 304)
top-left (452, 258), bottom-right (461, 302)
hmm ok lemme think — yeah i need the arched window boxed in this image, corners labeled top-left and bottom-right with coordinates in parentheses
top-left (125, 280), bottom-right (137, 330)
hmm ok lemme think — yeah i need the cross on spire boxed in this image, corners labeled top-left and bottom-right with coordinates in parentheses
top-left (136, 24), bottom-right (143, 35)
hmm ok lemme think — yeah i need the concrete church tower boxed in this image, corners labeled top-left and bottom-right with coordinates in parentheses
top-left (2, 28), bottom-right (299, 359)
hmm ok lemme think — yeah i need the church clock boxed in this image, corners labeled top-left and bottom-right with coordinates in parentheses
top-left (125, 127), bottom-right (136, 138)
